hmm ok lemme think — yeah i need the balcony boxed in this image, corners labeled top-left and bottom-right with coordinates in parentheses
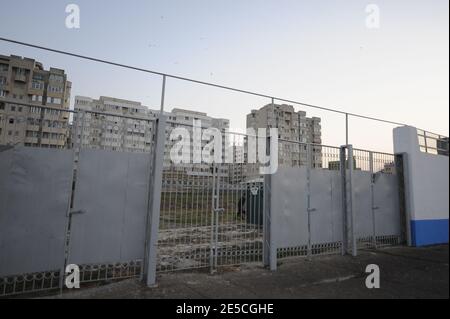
top-left (14, 73), bottom-right (27, 83)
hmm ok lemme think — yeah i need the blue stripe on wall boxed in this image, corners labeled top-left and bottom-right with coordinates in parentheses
top-left (411, 219), bottom-right (449, 246)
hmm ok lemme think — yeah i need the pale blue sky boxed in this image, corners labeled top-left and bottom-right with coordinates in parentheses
top-left (0, 0), bottom-right (448, 152)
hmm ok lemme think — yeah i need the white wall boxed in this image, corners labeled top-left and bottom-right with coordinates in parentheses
top-left (393, 126), bottom-right (449, 246)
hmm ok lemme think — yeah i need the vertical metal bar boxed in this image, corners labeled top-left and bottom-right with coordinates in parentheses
top-left (340, 146), bottom-right (347, 255)
top-left (263, 135), bottom-right (271, 268)
top-left (345, 113), bottom-right (349, 146)
top-left (144, 76), bottom-right (167, 286)
top-left (347, 145), bottom-right (357, 256)
top-left (214, 165), bottom-right (220, 269)
top-left (423, 131), bottom-right (428, 153)
top-left (306, 143), bottom-right (312, 258)
top-left (264, 97), bottom-right (275, 269)
top-left (369, 151), bottom-right (377, 249)
top-left (160, 75), bottom-right (166, 113)
top-left (209, 164), bottom-right (218, 273)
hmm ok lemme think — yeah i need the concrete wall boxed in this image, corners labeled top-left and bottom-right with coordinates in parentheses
top-left (393, 126), bottom-right (449, 246)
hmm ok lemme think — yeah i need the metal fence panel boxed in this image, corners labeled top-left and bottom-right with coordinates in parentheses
top-left (374, 173), bottom-right (401, 239)
top-left (271, 167), bottom-right (309, 250)
top-left (352, 170), bottom-right (373, 242)
top-left (68, 149), bottom-right (150, 265)
top-left (0, 147), bottom-right (72, 277)
top-left (310, 169), bottom-right (343, 247)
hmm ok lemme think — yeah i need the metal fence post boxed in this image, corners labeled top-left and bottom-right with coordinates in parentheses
top-left (263, 135), bottom-right (273, 269)
top-left (306, 143), bottom-right (313, 258)
top-left (347, 145), bottom-right (357, 256)
top-left (340, 144), bottom-right (356, 256)
top-left (340, 146), bottom-right (348, 255)
top-left (144, 75), bottom-right (167, 287)
top-left (210, 163), bottom-right (218, 274)
top-left (369, 151), bottom-right (378, 249)
top-left (345, 113), bottom-right (349, 145)
top-left (144, 114), bottom-right (166, 287)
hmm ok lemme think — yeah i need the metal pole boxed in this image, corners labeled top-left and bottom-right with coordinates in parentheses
top-left (144, 114), bottom-right (166, 286)
top-left (160, 75), bottom-right (166, 113)
top-left (347, 145), bottom-right (357, 256)
top-left (263, 98), bottom-right (275, 269)
top-left (369, 152), bottom-right (377, 249)
top-left (306, 143), bottom-right (312, 258)
top-left (144, 76), bottom-right (167, 287)
top-left (210, 164), bottom-right (217, 274)
top-left (340, 146), bottom-right (348, 255)
top-left (345, 113), bottom-right (349, 146)
top-left (263, 135), bottom-right (269, 267)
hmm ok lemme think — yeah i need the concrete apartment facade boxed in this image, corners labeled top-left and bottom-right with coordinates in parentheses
top-left (72, 96), bottom-right (231, 186)
top-left (73, 96), bottom-right (230, 160)
top-left (162, 108), bottom-right (230, 189)
top-left (0, 55), bottom-right (71, 148)
top-left (72, 96), bottom-right (158, 153)
top-left (246, 103), bottom-right (322, 171)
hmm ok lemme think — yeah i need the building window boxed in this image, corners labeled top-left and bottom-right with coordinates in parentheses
top-left (32, 73), bottom-right (44, 81)
top-left (31, 81), bottom-right (44, 90)
top-left (47, 97), bottom-right (62, 104)
top-left (32, 95), bottom-right (43, 102)
top-left (49, 74), bottom-right (64, 83)
top-left (0, 90), bottom-right (6, 97)
top-left (9, 118), bottom-right (14, 124)
top-left (48, 86), bottom-right (63, 93)
top-left (16, 68), bottom-right (26, 75)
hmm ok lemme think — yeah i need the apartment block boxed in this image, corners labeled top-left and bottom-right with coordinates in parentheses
top-left (0, 55), bottom-right (71, 148)
top-left (72, 97), bottom-right (231, 186)
top-left (162, 108), bottom-right (230, 189)
top-left (246, 103), bottom-right (322, 170)
top-left (73, 96), bottom-right (157, 153)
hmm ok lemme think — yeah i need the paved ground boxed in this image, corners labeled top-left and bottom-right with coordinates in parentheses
top-left (47, 245), bottom-right (448, 299)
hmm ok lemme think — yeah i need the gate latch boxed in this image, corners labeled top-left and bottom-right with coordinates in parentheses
top-left (308, 208), bottom-right (317, 213)
top-left (214, 208), bottom-right (225, 214)
top-left (372, 206), bottom-right (380, 211)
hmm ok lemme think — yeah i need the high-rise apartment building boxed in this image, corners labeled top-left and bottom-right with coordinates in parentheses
top-left (73, 96), bottom-right (158, 153)
top-left (72, 97), bottom-right (230, 175)
top-left (0, 55), bottom-right (71, 148)
top-left (246, 103), bottom-right (322, 169)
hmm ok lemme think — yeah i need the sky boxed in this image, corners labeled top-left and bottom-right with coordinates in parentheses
top-left (0, 0), bottom-right (448, 153)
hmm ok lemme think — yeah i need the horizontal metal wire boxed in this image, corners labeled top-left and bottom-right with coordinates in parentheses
top-left (1, 37), bottom-right (447, 138)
